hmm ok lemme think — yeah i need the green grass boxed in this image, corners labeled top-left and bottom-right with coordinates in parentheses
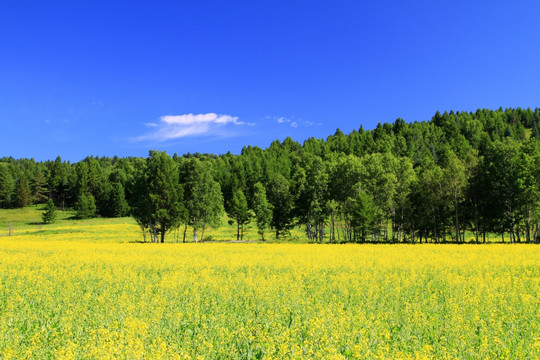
top-left (0, 206), bottom-right (518, 244)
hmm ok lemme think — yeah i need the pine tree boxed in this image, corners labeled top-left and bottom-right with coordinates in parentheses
top-left (74, 192), bottom-right (97, 219)
top-left (0, 164), bottom-right (15, 208)
top-left (15, 174), bottom-right (32, 208)
top-left (107, 182), bottom-right (129, 217)
top-left (32, 169), bottom-right (48, 204)
top-left (42, 199), bottom-right (57, 224)
top-left (532, 121), bottom-right (540, 140)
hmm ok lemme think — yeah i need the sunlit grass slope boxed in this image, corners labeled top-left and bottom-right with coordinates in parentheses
top-left (0, 206), bottom-right (306, 243)
top-left (0, 206), bottom-right (507, 243)
top-left (0, 241), bottom-right (538, 359)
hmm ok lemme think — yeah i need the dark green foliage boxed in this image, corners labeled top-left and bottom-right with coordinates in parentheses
top-left (179, 157), bottom-right (223, 242)
top-left (0, 163), bottom-right (15, 208)
top-left (252, 182), bottom-right (272, 241)
top-left (74, 192), bottom-right (97, 219)
top-left (294, 155), bottom-right (329, 242)
top-left (32, 168), bottom-right (48, 204)
top-left (15, 174), bottom-right (32, 208)
top-left (227, 188), bottom-right (251, 241)
top-left (267, 174), bottom-right (294, 239)
top-left (130, 150), bottom-right (184, 243)
top-left (48, 156), bottom-right (69, 210)
top-left (342, 186), bottom-right (375, 242)
top-left (42, 199), bottom-right (57, 224)
top-left (107, 182), bottom-right (130, 217)
top-left (532, 122), bottom-right (540, 140)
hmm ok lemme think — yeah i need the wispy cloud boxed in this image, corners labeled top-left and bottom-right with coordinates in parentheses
top-left (135, 113), bottom-right (254, 142)
top-left (268, 115), bottom-right (319, 128)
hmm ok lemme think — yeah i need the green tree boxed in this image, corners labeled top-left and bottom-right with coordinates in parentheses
top-left (15, 174), bottom-right (32, 208)
top-left (180, 158), bottom-right (224, 242)
top-left (412, 164), bottom-right (448, 243)
top-left (74, 192), bottom-right (97, 219)
top-left (267, 174), bottom-right (294, 239)
top-left (444, 151), bottom-right (467, 242)
top-left (252, 182), bottom-right (273, 241)
top-left (42, 199), bottom-right (57, 224)
top-left (360, 153), bottom-right (398, 241)
top-left (532, 122), bottom-right (540, 140)
top-left (342, 185), bottom-right (375, 242)
top-left (0, 163), bottom-right (15, 208)
top-left (131, 150), bottom-right (184, 243)
top-left (32, 168), bottom-right (48, 204)
top-left (294, 155), bottom-right (328, 242)
top-left (482, 139), bottom-right (535, 242)
top-left (107, 182), bottom-right (130, 217)
top-left (227, 188), bottom-right (251, 241)
top-left (48, 156), bottom-right (69, 210)
top-left (392, 157), bottom-right (416, 242)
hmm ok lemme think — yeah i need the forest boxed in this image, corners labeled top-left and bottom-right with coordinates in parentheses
top-left (1, 107), bottom-right (539, 244)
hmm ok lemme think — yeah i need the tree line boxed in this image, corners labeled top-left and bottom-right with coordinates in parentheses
top-left (1, 107), bottom-right (539, 243)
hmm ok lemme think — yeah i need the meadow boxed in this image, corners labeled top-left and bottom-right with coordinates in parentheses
top-left (0, 208), bottom-right (539, 359)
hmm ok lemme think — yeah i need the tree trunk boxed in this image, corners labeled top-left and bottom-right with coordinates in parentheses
top-left (140, 224), bottom-right (147, 243)
top-left (330, 210), bottom-right (335, 242)
top-left (194, 228), bottom-right (198, 243)
top-left (525, 212), bottom-right (531, 243)
top-left (183, 224), bottom-right (187, 243)
top-left (160, 229), bottom-right (165, 243)
top-left (455, 203), bottom-right (460, 244)
top-left (474, 212), bottom-right (479, 244)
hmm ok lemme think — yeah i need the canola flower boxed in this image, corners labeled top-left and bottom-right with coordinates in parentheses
top-left (0, 240), bottom-right (538, 359)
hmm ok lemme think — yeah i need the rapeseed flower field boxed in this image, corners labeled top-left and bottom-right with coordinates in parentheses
top-left (0, 235), bottom-right (538, 359)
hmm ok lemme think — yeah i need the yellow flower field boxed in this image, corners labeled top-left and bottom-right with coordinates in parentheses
top-left (0, 239), bottom-right (538, 359)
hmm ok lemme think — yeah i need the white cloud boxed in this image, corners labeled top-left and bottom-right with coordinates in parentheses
top-left (271, 115), bottom-right (317, 128)
top-left (135, 113), bottom-right (253, 142)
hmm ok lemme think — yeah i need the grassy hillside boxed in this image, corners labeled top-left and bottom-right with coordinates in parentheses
top-left (0, 206), bottom-right (516, 243)
top-left (0, 206), bottom-right (308, 243)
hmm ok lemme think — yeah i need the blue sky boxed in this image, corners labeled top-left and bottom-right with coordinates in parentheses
top-left (1, 1), bottom-right (539, 162)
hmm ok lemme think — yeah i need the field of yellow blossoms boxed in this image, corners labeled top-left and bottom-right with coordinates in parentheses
top-left (0, 210), bottom-right (539, 359)
top-left (0, 240), bottom-right (538, 359)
